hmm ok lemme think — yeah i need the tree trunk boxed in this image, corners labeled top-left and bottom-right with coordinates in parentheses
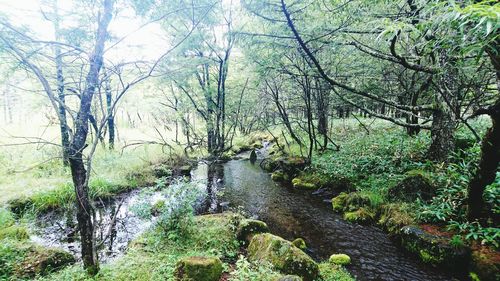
top-left (466, 100), bottom-right (500, 220)
top-left (428, 103), bottom-right (455, 162)
top-left (467, 39), bottom-right (500, 220)
top-left (56, 49), bottom-right (70, 165)
top-left (68, 0), bottom-right (113, 275)
top-left (428, 52), bottom-right (458, 162)
top-left (53, 2), bottom-right (70, 166)
top-left (406, 92), bottom-right (421, 136)
top-left (105, 77), bottom-right (114, 149)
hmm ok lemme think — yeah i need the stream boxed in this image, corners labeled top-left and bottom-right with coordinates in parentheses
top-left (30, 148), bottom-right (463, 281)
top-left (192, 155), bottom-right (462, 281)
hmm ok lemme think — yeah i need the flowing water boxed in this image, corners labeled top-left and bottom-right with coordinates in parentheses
top-left (31, 148), bottom-right (464, 280)
top-left (192, 153), bottom-right (463, 281)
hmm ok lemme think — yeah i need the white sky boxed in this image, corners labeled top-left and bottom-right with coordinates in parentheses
top-left (0, 0), bottom-right (167, 61)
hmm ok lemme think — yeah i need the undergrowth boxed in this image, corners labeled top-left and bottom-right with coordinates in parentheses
top-left (311, 119), bottom-right (499, 247)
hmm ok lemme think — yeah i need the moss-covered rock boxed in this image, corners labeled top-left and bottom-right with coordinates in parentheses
top-left (332, 192), bottom-right (372, 213)
top-left (237, 219), bottom-right (270, 243)
top-left (0, 225), bottom-right (29, 240)
top-left (271, 171), bottom-right (288, 182)
top-left (291, 178), bottom-right (317, 190)
top-left (232, 144), bottom-right (252, 154)
top-left (262, 158), bottom-right (280, 172)
top-left (297, 172), bottom-right (353, 192)
top-left (279, 157), bottom-right (308, 176)
top-left (174, 256), bottom-right (223, 281)
top-left (291, 238), bottom-right (307, 250)
top-left (332, 193), bottom-right (348, 212)
top-left (329, 254), bottom-right (351, 265)
top-left (388, 172), bottom-right (435, 202)
top-left (14, 248), bottom-right (75, 278)
top-left (377, 204), bottom-right (415, 234)
top-left (248, 233), bottom-right (319, 281)
top-left (399, 226), bottom-right (471, 272)
top-left (252, 142), bottom-right (264, 149)
top-left (318, 262), bottom-right (354, 280)
top-left (343, 208), bottom-right (375, 224)
top-left (275, 275), bottom-right (302, 281)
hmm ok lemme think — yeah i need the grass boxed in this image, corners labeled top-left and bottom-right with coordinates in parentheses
top-left (33, 212), bottom-right (353, 281)
top-left (0, 124), bottom-right (187, 211)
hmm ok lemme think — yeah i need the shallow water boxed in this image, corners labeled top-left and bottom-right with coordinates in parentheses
top-left (30, 189), bottom-right (160, 262)
top-left (30, 147), bottom-right (464, 280)
top-left (192, 157), bottom-right (464, 281)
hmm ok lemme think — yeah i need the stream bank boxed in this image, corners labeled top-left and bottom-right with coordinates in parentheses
top-left (10, 146), bottom-right (489, 280)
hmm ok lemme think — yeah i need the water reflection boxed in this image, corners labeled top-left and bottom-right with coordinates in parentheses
top-left (30, 190), bottom-right (155, 262)
top-left (193, 158), bottom-right (463, 281)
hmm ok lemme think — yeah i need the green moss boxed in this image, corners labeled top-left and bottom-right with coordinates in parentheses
top-left (248, 233), bottom-right (319, 281)
top-left (378, 204), bottom-right (415, 234)
top-left (174, 256), bottom-right (223, 281)
top-left (332, 193), bottom-right (348, 212)
top-left (419, 249), bottom-right (443, 264)
top-left (332, 192), bottom-right (372, 214)
top-left (329, 254), bottom-right (351, 265)
top-left (271, 171), bottom-right (287, 182)
top-left (14, 247), bottom-right (75, 278)
top-left (237, 219), bottom-right (269, 243)
top-left (469, 272), bottom-right (480, 281)
top-left (291, 238), bottom-right (307, 250)
top-left (343, 207), bottom-right (375, 224)
top-left (0, 225), bottom-right (29, 241)
top-left (291, 178), bottom-right (316, 190)
top-left (318, 262), bottom-right (354, 281)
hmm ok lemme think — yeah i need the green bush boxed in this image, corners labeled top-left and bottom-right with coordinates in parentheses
top-left (156, 179), bottom-right (201, 239)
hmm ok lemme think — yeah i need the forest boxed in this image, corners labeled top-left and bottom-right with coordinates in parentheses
top-left (0, 0), bottom-right (498, 280)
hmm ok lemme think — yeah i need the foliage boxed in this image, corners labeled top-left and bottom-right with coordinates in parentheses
top-left (156, 179), bottom-right (203, 239)
top-left (416, 141), bottom-right (499, 232)
top-left (0, 239), bottom-right (30, 279)
top-left (314, 122), bottom-right (429, 183)
top-left (229, 256), bottom-right (280, 281)
top-left (318, 262), bottom-right (354, 281)
top-left (448, 221), bottom-right (499, 249)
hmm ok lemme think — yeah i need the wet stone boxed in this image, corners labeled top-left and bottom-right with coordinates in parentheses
top-left (174, 256), bottom-right (223, 281)
top-left (248, 233), bottom-right (319, 281)
top-left (399, 226), bottom-right (471, 272)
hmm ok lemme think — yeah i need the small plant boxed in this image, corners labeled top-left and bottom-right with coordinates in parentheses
top-left (450, 235), bottom-right (465, 248)
top-left (230, 255), bottom-right (280, 281)
top-left (448, 221), bottom-right (499, 248)
top-left (156, 179), bottom-right (202, 239)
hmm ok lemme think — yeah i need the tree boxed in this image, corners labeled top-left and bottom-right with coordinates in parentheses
top-left (68, 0), bottom-right (113, 274)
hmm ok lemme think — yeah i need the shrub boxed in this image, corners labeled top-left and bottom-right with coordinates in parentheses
top-left (156, 179), bottom-right (202, 239)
